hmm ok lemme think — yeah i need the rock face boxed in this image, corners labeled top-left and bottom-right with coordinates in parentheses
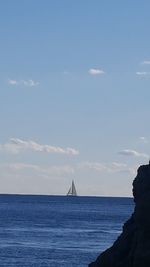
top-left (89, 163), bottom-right (150, 267)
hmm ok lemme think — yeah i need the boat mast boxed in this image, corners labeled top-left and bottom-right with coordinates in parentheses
top-left (67, 180), bottom-right (77, 196)
top-left (72, 180), bottom-right (77, 196)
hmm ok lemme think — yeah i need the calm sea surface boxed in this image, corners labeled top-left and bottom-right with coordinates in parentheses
top-left (0, 195), bottom-right (134, 267)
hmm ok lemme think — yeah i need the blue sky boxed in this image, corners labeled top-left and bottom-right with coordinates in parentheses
top-left (0, 0), bottom-right (150, 196)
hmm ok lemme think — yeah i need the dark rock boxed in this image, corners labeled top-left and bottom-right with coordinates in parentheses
top-left (89, 163), bottom-right (150, 267)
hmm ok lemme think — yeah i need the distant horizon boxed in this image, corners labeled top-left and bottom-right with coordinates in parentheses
top-left (0, 192), bottom-right (133, 198)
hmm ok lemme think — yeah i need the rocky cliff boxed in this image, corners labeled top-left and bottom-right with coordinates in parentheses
top-left (89, 163), bottom-right (150, 267)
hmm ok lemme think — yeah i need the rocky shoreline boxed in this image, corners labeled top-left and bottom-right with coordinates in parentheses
top-left (89, 163), bottom-right (150, 267)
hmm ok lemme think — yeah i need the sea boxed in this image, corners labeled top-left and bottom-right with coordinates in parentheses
top-left (0, 195), bottom-right (134, 267)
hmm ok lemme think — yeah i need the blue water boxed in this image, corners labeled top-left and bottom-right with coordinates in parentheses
top-left (0, 195), bottom-right (134, 267)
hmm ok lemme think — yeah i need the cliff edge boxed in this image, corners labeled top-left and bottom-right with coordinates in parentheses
top-left (89, 163), bottom-right (150, 267)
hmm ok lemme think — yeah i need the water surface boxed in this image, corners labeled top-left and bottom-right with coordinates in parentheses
top-left (0, 195), bottom-right (134, 266)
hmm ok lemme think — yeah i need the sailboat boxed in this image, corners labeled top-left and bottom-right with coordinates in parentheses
top-left (67, 180), bottom-right (77, 196)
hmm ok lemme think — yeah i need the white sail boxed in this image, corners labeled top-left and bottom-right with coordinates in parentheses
top-left (67, 180), bottom-right (77, 196)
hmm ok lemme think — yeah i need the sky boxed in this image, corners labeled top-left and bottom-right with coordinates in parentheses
top-left (0, 0), bottom-right (150, 196)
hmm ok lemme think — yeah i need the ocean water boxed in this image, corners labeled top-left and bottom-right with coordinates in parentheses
top-left (0, 195), bottom-right (134, 267)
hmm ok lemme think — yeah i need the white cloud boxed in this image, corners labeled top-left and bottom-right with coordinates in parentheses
top-left (9, 163), bottom-right (40, 171)
top-left (0, 138), bottom-right (79, 156)
top-left (118, 149), bottom-right (149, 159)
top-left (7, 162), bottom-right (75, 176)
top-left (136, 71), bottom-right (150, 76)
top-left (139, 136), bottom-right (148, 143)
top-left (9, 79), bottom-right (18, 85)
top-left (8, 79), bottom-right (39, 87)
top-left (141, 60), bottom-right (150, 65)
top-left (88, 68), bottom-right (105, 76)
top-left (79, 161), bottom-right (135, 175)
top-left (22, 80), bottom-right (39, 86)
top-left (80, 162), bottom-right (106, 172)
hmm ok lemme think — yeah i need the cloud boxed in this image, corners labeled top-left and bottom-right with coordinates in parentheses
top-left (79, 161), bottom-right (135, 175)
top-left (0, 138), bottom-right (79, 156)
top-left (8, 79), bottom-right (39, 87)
top-left (80, 162), bottom-right (107, 172)
top-left (141, 60), bottom-right (150, 65)
top-left (10, 163), bottom-right (39, 171)
top-left (22, 80), bottom-right (39, 86)
top-left (9, 79), bottom-right (18, 85)
top-left (136, 71), bottom-right (150, 76)
top-left (88, 68), bottom-right (105, 76)
top-left (118, 149), bottom-right (149, 159)
top-left (7, 162), bottom-right (75, 176)
top-left (139, 136), bottom-right (148, 143)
